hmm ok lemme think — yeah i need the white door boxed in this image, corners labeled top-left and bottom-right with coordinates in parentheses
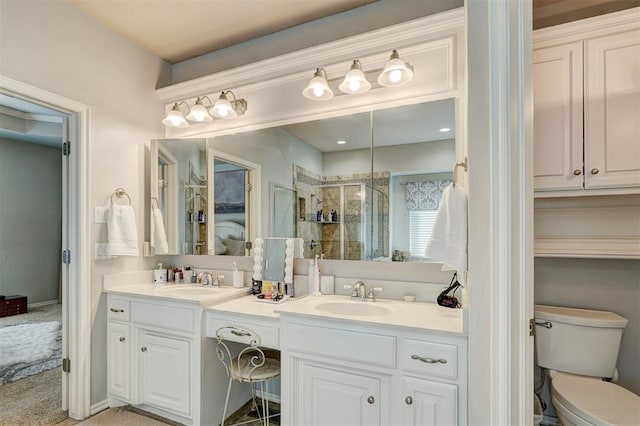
top-left (140, 331), bottom-right (191, 416)
top-left (299, 361), bottom-right (383, 426)
top-left (107, 322), bottom-right (130, 400)
top-left (584, 29), bottom-right (640, 189)
top-left (533, 41), bottom-right (584, 191)
top-left (401, 376), bottom-right (457, 426)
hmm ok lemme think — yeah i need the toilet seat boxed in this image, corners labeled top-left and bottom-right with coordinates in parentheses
top-left (552, 373), bottom-right (640, 425)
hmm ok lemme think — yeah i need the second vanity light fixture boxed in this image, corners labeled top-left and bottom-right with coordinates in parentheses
top-left (162, 90), bottom-right (248, 128)
top-left (303, 49), bottom-right (414, 101)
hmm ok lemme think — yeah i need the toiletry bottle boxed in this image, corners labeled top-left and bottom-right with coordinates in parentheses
top-left (316, 210), bottom-right (322, 222)
top-left (308, 259), bottom-right (315, 294)
top-left (312, 255), bottom-right (321, 295)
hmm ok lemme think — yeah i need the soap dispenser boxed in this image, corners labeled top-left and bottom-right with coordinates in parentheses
top-left (153, 263), bottom-right (167, 283)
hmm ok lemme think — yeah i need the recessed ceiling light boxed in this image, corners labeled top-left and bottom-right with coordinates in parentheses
top-left (439, 127), bottom-right (451, 132)
top-left (337, 140), bottom-right (347, 145)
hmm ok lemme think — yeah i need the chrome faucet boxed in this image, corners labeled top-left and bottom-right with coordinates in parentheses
top-left (351, 281), bottom-right (366, 300)
top-left (199, 272), bottom-right (214, 286)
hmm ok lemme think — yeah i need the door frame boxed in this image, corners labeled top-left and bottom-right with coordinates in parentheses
top-left (1, 75), bottom-right (92, 420)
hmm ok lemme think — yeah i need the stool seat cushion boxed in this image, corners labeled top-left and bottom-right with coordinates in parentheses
top-left (232, 352), bottom-right (281, 383)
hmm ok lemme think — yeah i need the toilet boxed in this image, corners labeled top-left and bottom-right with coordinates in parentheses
top-left (535, 304), bottom-right (640, 426)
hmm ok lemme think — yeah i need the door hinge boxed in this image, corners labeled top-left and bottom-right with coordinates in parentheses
top-left (62, 249), bottom-right (71, 264)
top-left (246, 183), bottom-right (252, 192)
top-left (63, 141), bottom-right (71, 156)
top-left (245, 241), bottom-right (252, 250)
top-left (529, 318), bottom-right (535, 337)
top-left (62, 358), bottom-right (71, 373)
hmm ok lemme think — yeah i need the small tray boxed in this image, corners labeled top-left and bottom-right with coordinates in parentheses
top-left (254, 295), bottom-right (290, 304)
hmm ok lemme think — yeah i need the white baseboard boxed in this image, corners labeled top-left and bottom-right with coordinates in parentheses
top-left (255, 389), bottom-right (281, 404)
top-left (90, 399), bottom-right (110, 415)
top-left (28, 299), bottom-right (59, 308)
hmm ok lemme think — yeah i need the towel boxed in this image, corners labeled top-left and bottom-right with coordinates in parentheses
top-left (425, 183), bottom-right (467, 272)
top-left (151, 207), bottom-right (169, 255)
top-left (105, 204), bottom-right (139, 256)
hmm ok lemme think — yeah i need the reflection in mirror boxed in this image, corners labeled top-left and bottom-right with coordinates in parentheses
top-left (263, 239), bottom-right (286, 282)
top-left (252, 238), bottom-right (303, 287)
top-left (207, 150), bottom-right (260, 256)
top-left (271, 185), bottom-right (296, 238)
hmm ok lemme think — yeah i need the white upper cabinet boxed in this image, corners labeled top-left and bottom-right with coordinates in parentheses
top-left (533, 9), bottom-right (640, 195)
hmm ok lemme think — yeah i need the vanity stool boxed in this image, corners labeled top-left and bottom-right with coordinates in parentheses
top-left (215, 326), bottom-right (281, 426)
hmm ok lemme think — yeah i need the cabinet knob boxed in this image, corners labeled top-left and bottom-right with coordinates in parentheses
top-left (573, 169), bottom-right (582, 176)
top-left (119, 337), bottom-right (125, 342)
top-left (141, 347), bottom-right (147, 352)
top-left (367, 396), bottom-right (375, 405)
top-left (405, 396), bottom-right (413, 405)
top-left (591, 167), bottom-right (600, 175)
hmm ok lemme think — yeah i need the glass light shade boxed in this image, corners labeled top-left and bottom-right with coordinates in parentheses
top-left (338, 60), bottom-right (371, 94)
top-left (303, 68), bottom-right (334, 100)
top-left (185, 98), bottom-right (213, 122)
top-left (377, 50), bottom-right (414, 87)
top-left (162, 103), bottom-right (189, 128)
top-left (211, 92), bottom-right (237, 119)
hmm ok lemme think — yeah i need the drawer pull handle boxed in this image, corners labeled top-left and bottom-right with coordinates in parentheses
top-left (411, 354), bottom-right (447, 364)
top-left (230, 329), bottom-right (252, 337)
top-left (141, 347), bottom-right (147, 352)
top-left (367, 396), bottom-right (375, 404)
top-left (110, 308), bottom-right (124, 313)
top-left (405, 396), bottom-right (413, 405)
top-left (119, 337), bottom-right (126, 342)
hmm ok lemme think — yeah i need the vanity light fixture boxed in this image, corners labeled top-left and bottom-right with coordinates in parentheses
top-left (162, 90), bottom-right (248, 128)
top-left (303, 49), bottom-right (414, 101)
top-left (185, 96), bottom-right (214, 123)
top-left (336, 140), bottom-right (347, 145)
top-left (338, 60), bottom-right (371, 94)
top-left (302, 68), bottom-right (334, 101)
top-left (162, 102), bottom-right (190, 128)
top-left (439, 127), bottom-right (451, 132)
top-left (377, 49), bottom-right (414, 87)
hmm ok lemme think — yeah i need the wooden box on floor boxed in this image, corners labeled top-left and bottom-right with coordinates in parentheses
top-left (0, 296), bottom-right (28, 317)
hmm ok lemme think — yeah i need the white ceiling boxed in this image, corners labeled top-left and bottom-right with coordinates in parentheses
top-left (64, 0), bottom-right (377, 63)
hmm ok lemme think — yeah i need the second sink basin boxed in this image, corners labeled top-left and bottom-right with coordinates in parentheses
top-left (314, 301), bottom-right (392, 317)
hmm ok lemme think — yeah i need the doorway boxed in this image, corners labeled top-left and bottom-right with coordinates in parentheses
top-left (1, 76), bottom-right (91, 420)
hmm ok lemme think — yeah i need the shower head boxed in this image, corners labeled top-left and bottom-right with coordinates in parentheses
top-left (311, 193), bottom-right (323, 204)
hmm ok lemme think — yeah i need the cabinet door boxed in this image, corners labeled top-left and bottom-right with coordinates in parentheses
top-left (297, 361), bottom-right (385, 426)
top-left (402, 376), bottom-right (457, 426)
top-left (585, 29), bottom-right (640, 189)
top-left (533, 41), bottom-right (584, 191)
top-left (140, 331), bottom-right (191, 416)
top-left (107, 322), bottom-right (130, 401)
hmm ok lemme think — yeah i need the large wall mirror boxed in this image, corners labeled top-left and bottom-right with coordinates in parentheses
top-left (151, 98), bottom-right (455, 262)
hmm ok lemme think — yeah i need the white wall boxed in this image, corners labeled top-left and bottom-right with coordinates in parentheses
top-left (0, 138), bottom-right (62, 304)
top-left (0, 0), bottom-right (171, 405)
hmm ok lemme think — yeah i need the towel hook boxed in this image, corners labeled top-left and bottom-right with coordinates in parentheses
top-left (111, 188), bottom-right (132, 205)
top-left (453, 158), bottom-right (468, 188)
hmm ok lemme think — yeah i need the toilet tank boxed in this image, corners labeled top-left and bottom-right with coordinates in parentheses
top-left (535, 305), bottom-right (628, 378)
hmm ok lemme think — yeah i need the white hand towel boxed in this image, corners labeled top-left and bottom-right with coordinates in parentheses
top-left (425, 183), bottom-right (467, 272)
top-left (105, 204), bottom-right (139, 256)
top-left (151, 207), bottom-right (169, 255)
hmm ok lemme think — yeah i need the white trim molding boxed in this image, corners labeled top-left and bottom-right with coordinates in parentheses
top-left (0, 74), bottom-right (92, 420)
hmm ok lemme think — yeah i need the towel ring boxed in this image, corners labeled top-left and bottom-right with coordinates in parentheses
top-left (111, 188), bottom-right (131, 205)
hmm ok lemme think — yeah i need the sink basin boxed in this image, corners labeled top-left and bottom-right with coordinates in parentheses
top-left (159, 286), bottom-right (229, 297)
top-left (314, 301), bottom-right (392, 317)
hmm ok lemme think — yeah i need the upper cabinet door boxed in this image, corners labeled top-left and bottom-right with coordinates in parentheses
top-left (584, 29), bottom-right (640, 189)
top-left (533, 41), bottom-right (584, 191)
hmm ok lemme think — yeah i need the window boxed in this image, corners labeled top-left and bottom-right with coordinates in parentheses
top-left (409, 210), bottom-right (438, 258)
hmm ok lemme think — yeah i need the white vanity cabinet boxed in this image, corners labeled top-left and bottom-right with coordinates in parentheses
top-left (281, 316), bottom-right (467, 426)
top-left (533, 13), bottom-right (640, 195)
top-left (106, 294), bottom-right (207, 425)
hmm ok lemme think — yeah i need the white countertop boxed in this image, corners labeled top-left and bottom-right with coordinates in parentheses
top-left (103, 282), bottom-right (250, 307)
top-left (207, 293), bottom-right (464, 335)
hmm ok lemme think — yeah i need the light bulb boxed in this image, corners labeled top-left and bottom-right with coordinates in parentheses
top-left (348, 79), bottom-right (360, 92)
top-left (313, 85), bottom-right (325, 97)
top-left (168, 116), bottom-right (182, 126)
top-left (389, 69), bottom-right (402, 83)
top-left (215, 105), bottom-right (229, 117)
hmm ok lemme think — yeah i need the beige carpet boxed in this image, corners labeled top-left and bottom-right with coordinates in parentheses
top-left (0, 367), bottom-right (66, 425)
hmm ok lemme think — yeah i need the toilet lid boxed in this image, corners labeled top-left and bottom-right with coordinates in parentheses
top-left (552, 373), bottom-right (640, 425)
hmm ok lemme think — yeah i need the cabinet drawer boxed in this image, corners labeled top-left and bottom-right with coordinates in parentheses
top-left (206, 316), bottom-right (279, 349)
top-left (399, 338), bottom-right (458, 380)
top-left (107, 298), bottom-right (130, 322)
top-left (131, 301), bottom-right (194, 333)
top-left (287, 323), bottom-right (395, 368)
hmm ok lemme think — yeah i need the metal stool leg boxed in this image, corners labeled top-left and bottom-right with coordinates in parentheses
top-left (221, 376), bottom-right (234, 426)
